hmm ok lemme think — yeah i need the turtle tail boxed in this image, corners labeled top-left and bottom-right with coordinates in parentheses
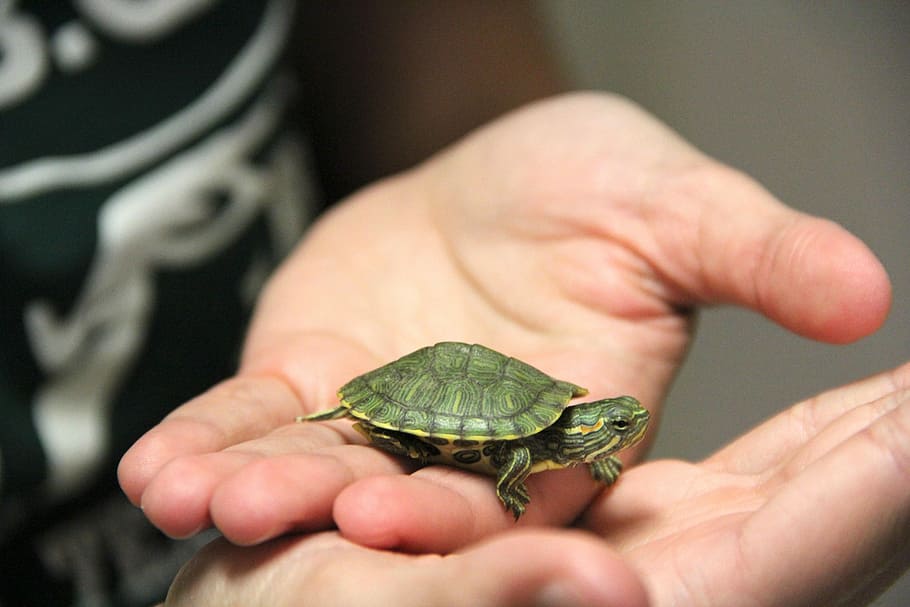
top-left (295, 406), bottom-right (349, 423)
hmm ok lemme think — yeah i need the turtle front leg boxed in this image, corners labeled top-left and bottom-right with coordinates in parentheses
top-left (353, 422), bottom-right (440, 465)
top-left (494, 444), bottom-right (533, 520)
top-left (590, 455), bottom-right (623, 485)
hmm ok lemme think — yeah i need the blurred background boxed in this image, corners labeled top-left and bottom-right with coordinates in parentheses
top-left (538, 2), bottom-right (909, 604)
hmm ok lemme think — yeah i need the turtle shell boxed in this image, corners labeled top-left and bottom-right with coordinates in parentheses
top-left (337, 342), bottom-right (587, 441)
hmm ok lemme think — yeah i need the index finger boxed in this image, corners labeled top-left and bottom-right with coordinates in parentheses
top-left (118, 333), bottom-right (380, 504)
top-left (118, 373), bottom-right (306, 506)
top-left (703, 361), bottom-right (910, 475)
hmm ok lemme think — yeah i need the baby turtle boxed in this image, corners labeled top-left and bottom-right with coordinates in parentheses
top-left (298, 341), bottom-right (649, 518)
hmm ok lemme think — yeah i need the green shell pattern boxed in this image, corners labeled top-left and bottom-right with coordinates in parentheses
top-left (338, 342), bottom-right (587, 441)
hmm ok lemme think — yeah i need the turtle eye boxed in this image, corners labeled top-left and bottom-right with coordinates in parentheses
top-left (611, 418), bottom-right (631, 432)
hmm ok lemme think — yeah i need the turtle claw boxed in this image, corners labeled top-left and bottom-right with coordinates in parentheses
top-left (497, 481), bottom-right (531, 520)
top-left (508, 504), bottom-right (525, 521)
top-left (354, 423), bottom-right (440, 464)
top-left (405, 441), bottom-right (441, 465)
top-left (590, 455), bottom-right (623, 485)
top-left (496, 483), bottom-right (531, 521)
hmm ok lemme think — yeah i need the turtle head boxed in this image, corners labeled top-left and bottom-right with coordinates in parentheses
top-left (552, 396), bottom-right (650, 463)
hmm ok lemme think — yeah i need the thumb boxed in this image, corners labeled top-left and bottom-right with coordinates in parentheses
top-left (662, 167), bottom-right (891, 343)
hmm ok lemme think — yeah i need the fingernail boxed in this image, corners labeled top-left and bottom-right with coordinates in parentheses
top-left (534, 581), bottom-right (596, 607)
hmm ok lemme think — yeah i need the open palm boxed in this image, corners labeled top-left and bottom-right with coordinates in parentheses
top-left (590, 362), bottom-right (910, 605)
top-left (119, 93), bottom-right (890, 551)
top-left (163, 363), bottom-right (910, 607)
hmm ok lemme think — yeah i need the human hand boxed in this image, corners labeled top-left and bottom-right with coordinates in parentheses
top-left (119, 93), bottom-right (890, 551)
top-left (163, 362), bottom-right (910, 607)
top-left (162, 529), bottom-right (647, 607)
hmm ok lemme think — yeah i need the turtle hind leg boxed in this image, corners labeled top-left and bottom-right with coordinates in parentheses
top-left (590, 455), bottom-right (623, 485)
top-left (494, 444), bottom-right (533, 520)
top-left (355, 423), bottom-right (441, 465)
top-left (296, 406), bottom-right (349, 422)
